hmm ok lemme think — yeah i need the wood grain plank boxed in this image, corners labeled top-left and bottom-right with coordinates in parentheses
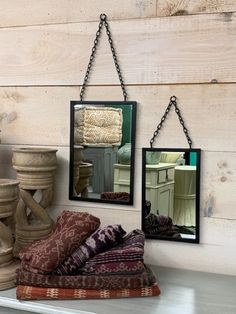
top-left (1, 85), bottom-right (235, 152)
top-left (1, 144), bottom-right (236, 220)
top-left (0, 0), bottom-right (156, 28)
top-left (0, 13), bottom-right (235, 85)
top-left (156, 0), bottom-right (236, 17)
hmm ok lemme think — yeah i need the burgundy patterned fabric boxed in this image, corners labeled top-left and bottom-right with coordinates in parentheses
top-left (19, 211), bottom-right (100, 274)
top-left (15, 266), bottom-right (156, 289)
top-left (100, 192), bottom-right (130, 201)
top-left (54, 224), bottom-right (126, 275)
top-left (79, 229), bottom-right (145, 276)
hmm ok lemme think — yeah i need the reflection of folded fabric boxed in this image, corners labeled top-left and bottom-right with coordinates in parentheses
top-left (147, 226), bottom-right (181, 238)
top-left (16, 283), bottom-right (161, 300)
top-left (145, 213), bottom-right (173, 230)
top-left (79, 229), bottom-right (145, 276)
top-left (19, 211), bottom-right (100, 274)
top-left (16, 266), bottom-right (156, 290)
top-left (145, 214), bottom-right (181, 238)
top-left (101, 192), bottom-right (130, 201)
top-left (54, 225), bottom-right (126, 275)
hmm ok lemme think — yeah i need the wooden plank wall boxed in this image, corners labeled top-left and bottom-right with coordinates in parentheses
top-left (0, 0), bottom-right (235, 275)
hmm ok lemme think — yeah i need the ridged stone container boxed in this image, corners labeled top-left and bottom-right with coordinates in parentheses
top-left (0, 179), bottom-right (20, 290)
top-left (12, 147), bottom-right (57, 256)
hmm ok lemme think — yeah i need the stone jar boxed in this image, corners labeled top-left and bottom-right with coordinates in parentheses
top-left (117, 143), bottom-right (132, 165)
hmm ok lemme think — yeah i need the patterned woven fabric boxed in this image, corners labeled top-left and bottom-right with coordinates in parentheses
top-left (54, 224), bottom-right (126, 275)
top-left (16, 283), bottom-right (160, 300)
top-left (19, 211), bottom-right (100, 274)
top-left (15, 266), bottom-right (156, 289)
top-left (79, 229), bottom-right (145, 276)
top-left (74, 106), bottom-right (123, 146)
top-left (100, 192), bottom-right (130, 201)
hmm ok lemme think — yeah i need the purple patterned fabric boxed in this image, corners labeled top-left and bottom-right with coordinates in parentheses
top-left (79, 229), bottom-right (145, 276)
top-left (54, 224), bottom-right (126, 275)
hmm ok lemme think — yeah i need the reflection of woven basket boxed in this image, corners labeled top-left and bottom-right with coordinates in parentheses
top-left (74, 107), bottom-right (123, 146)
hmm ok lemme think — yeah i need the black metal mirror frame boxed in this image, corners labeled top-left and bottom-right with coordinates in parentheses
top-left (69, 100), bottom-right (137, 205)
top-left (142, 147), bottom-right (201, 244)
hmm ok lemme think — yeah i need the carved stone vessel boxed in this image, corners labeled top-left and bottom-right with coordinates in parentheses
top-left (12, 148), bottom-right (57, 256)
top-left (0, 179), bottom-right (20, 290)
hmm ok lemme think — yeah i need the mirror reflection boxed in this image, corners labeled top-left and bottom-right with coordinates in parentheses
top-left (70, 101), bottom-right (136, 205)
top-left (142, 149), bottom-right (200, 243)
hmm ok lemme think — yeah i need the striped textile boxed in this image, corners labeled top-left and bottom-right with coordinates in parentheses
top-left (16, 283), bottom-right (160, 300)
top-left (79, 229), bottom-right (145, 275)
top-left (15, 266), bottom-right (156, 289)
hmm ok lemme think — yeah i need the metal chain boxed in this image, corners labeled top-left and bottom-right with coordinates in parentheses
top-left (149, 96), bottom-right (193, 148)
top-left (80, 13), bottom-right (127, 101)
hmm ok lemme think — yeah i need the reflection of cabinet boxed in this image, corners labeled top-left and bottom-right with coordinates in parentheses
top-left (113, 164), bottom-right (130, 193)
top-left (145, 163), bottom-right (175, 218)
top-left (83, 146), bottom-right (118, 193)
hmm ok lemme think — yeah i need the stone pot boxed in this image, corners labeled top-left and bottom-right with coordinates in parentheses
top-left (12, 147), bottom-right (58, 189)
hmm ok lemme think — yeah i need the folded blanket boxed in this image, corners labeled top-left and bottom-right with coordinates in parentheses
top-left (19, 211), bottom-right (100, 274)
top-left (15, 266), bottom-right (156, 289)
top-left (54, 224), bottom-right (126, 275)
top-left (16, 283), bottom-right (160, 300)
top-left (79, 229), bottom-right (145, 276)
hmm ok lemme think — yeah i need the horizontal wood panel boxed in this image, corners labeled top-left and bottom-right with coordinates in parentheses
top-left (1, 1), bottom-right (235, 28)
top-left (0, 0), bottom-right (156, 28)
top-left (1, 144), bottom-right (236, 220)
top-left (145, 236), bottom-right (236, 275)
top-left (1, 84), bottom-right (236, 152)
top-left (156, 0), bottom-right (236, 17)
top-left (0, 13), bottom-right (235, 85)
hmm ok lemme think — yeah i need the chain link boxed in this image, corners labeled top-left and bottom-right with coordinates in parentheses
top-left (80, 13), bottom-right (127, 101)
top-left (149, 96), bottom-right (193, 148)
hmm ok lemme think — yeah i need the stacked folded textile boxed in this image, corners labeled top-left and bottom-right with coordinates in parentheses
top-left (16, 210), bottom-right (161, 300)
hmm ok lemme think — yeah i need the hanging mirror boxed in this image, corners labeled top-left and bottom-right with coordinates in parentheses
top-left (142, 96), bottom-right (201, 243)
top-left (142, 148), bottom-right (200, 243)
top-left (69, 101), bottom-right (136, 204)
top-left (69, 14), bottom-right (137, 205)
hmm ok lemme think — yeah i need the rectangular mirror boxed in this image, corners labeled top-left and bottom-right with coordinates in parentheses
top-left (69, 101), bottom-right (136, 205)
top-left (142, 148), bottom-right (201, 243)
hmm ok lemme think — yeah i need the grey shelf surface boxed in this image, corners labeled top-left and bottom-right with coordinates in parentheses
top-left (0, 265), bottom-right (236, 314)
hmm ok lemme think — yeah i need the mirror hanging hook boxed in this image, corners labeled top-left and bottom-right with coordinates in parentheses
top-left (100, 13), bottom-right (107, 21)
top-left (149, 96), bottom-right (193, 149)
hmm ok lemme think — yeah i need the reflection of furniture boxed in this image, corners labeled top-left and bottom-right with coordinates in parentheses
top-left (113, 164), bottom-right (130, 193)
top-left (84, 146), bottom-right (118, 194)
top-left (74, 107), bottom-right (123, 146)
top-left (145, 163), bottom-right (175, 218)
top-left (173, 166), bottom-right (196, 226)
